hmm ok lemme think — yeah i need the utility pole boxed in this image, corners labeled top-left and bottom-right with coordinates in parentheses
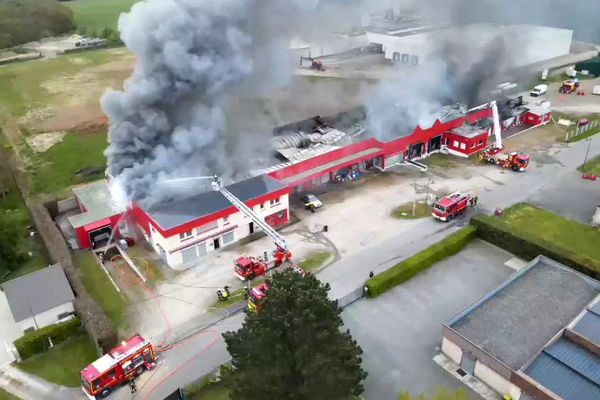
top-left (581, 138), bottom-right (593, 174)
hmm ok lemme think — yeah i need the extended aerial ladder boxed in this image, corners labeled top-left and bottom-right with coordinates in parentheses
top-left (165, 175), bottom-right (292, 280)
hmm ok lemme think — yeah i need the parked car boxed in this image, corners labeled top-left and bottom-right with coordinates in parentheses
top-left (530, 84), bottom-right (548, 97)
top-left (300, 194), bottom-right (322, 211)
top-left (592, 85), bottom-right (600, 95)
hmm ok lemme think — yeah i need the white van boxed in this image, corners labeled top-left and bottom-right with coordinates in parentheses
top-left (530, 84), bottom-right (548, 97)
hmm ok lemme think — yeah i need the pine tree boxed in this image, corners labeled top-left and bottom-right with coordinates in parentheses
top-left (223, 269), bottom-right (367, 400)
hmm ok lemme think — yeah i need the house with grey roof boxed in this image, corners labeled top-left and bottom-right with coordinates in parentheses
top-left (441, 255), bottom-right (600, 400)
top-left (1, 264), bottom-right (75, 334)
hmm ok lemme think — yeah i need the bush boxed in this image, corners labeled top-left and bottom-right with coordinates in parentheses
top-left (471, 210), bottom-right (600, 280)
top-left (14, 317), bottom-right (81, 360)
top-left (365, 226), bottom-right (476, 297)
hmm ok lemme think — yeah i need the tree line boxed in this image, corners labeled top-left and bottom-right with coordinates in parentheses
top-left (0, 0), bottom-right (75, 49)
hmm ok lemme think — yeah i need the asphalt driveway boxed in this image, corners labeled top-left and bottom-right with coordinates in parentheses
top-left (342, 240), bottom-right (515, 400)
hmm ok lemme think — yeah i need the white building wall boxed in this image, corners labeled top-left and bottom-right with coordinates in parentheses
top-left (17, 302), bottom-right (75, 334)
top-left (474, 361), bottom-right (521, 400)
top-left (441, 337), bottom-right (463, 365)
top-left (149, 194), bottom-right (290, 268)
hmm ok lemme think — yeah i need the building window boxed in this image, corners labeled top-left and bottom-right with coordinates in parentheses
top-left (179, 231), bottom-right (193, 240)
top-left (452, 140), bottom-right (459, 148)
top-left (223, 231), bottom-right (235, 244)
top-left (270, 197), bottom-right (280, 206)
top-left (260, 203), bottom-right (265, 209)
top-left (478, 139), bottom-right (484, 145)
top-left (410, 55), bottom-right (419, 65)
top-left (401, 53), bottom-right (409, 63)
top-left (197, 221), bottom-right (218, 234)
top-left (460, 143), bottom-right (466, 150)
top-left (223, 216), bottom-right (229, 225)
top-left (393, 52), bottom-right (400, 62)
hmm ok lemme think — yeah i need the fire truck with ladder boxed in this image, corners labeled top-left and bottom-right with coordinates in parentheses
top-left (478, 100), bottom-right (530, 172)
top-left (165, 176), bottom-right (293, 281)
top-left (432, 192), bottom-right (474, 222)
top-left (81, 334), bottom-right (156, 399)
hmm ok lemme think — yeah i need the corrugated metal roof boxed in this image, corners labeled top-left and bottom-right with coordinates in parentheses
top-left (573, 311), bottom-right (600, 346)
top-left (147, 175), bottom-right (286, 231)
top-left (1, 264), bottom-right (74, 322)
top-left (525, 337), bottom-right (600, 400)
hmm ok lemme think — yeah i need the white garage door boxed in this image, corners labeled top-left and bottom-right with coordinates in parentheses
top-left (197, 242), bottom-right (207, 256)
top-left (181, 246), bottom-right (198, 263)
top-left (222, 232), bottom-right (235, 245)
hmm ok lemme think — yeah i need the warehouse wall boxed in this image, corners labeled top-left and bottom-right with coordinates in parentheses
top-left (148, 195), bottom-right (290, 268)
top-left (474, 361), bottom-right (522, 400)
top-left (441, 337), bottom-right (463, 364)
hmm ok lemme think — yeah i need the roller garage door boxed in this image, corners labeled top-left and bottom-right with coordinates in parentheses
top-left (180, 242), bottom-right (208, 263)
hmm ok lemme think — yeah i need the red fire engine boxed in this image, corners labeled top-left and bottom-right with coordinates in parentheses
top-left (247, 282), bottom-right (269, 312)
top-left (480, 147), bottom-right (530, 171)
top-left (234, 246), bottom-right (292, 281)
top-left (81, 334), bottom-right (156, 399)
top-left (432, 192), bottom-right (473, 222)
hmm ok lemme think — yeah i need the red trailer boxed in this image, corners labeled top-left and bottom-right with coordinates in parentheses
top-left (81, 334), bottom-right (156, 399)
top-left (432, 192), bottom-right (473, 222)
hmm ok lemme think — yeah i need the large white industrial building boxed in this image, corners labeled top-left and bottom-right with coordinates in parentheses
top-left (367, 24), bottom-right (573, 67)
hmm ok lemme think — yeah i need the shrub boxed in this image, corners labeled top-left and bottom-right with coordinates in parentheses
top-left (365, 226), bottom-right (476, 297)
top-left (14, 317), bottom-right (81, 360)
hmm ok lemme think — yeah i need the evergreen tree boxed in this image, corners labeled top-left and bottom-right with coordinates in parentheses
top-left (223, 269), bottom-right (367, 400)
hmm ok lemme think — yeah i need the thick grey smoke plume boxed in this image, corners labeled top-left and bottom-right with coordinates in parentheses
top-left (103, 0), bottom-right (318, 208)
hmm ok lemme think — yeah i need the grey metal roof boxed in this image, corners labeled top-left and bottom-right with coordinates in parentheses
top-left (69, 180), bottom-right (118, 228)
top-left (573, 311), bottom-right (600, 346)
top-left (1, 264), bottom-right (75, 322)
top-left (525, 337), bottom-right (600, 400)
top-left (450, 256), bottom-right (600, 369)
top-left (147, 175), bottom-right (286, 230)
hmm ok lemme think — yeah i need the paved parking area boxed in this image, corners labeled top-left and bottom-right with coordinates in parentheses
top-left (342, 240), bottom-right (515, 400)
top-left (0, 292), bottom-right (20, 366)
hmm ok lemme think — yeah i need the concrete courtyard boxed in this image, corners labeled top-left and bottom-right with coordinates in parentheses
top-left (342, 240), bottom-right (516, 400)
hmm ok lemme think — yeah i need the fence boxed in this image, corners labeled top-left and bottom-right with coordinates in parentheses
top-left (565, 119), bottom-right (599, 141)
top-left (335, 286), bottom-right (366, 309)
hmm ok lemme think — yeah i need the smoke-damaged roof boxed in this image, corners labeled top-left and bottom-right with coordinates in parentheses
top-left (147, 175), bottom-right (287, 230)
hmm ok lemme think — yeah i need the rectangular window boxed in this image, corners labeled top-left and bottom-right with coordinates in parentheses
top-left (452, 140), bottom-right (459, 148)
top-left (393, 52), bottom-right (400, 62)
top-left (270, 197), bottom-right (280, 206)
top-left (460, 143), bottom-right (466, 150)
top-left (179, 231), bottom-right (193, 240)
top-left (223, 216), bottom-right (229, 224)
top-left (410, 55), bottom-right (419, 65)
top-left (222, 231), bottom-right (235, 244)
top-left (401, 53), bottom-right (409, 63)
top-left (478, 139), bottom-right (484, 145)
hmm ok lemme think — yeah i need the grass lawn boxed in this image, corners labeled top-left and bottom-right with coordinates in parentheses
top-left (579, 154), bottom-right (600, 175)
top-left (16, 333), bottom-right (98, 387)
top-left (73, 251), bottom-right (129, 330)
top-left (298, 252), bottom-right (333, 272)
top-left (567, 125), bottom-right (600, 143)
top-left (32, 132), bottom-right (107, 197)
top-left (391, 202), bottom-right (430, 219)
top-left (67, 0), bottom-right (139, 32)
top-left (490, 204), bottom-right (600, 267)
top-left (0, 51), bottom-right (114, 117)
top-left (0, 174), bottom-right (48, 282)
top-left (0, 389), bottom-right (19, 400)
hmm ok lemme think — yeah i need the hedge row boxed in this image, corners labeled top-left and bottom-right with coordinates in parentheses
top-left (365, 226), bottom-right (477, 297)
top-left (14, 318), bottom-right (81, 360)
top-left (471, 213), bottom-right (600, 280)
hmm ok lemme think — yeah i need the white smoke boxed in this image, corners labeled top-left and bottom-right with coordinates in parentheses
top-left (103, 0), bottom-right (319, 209)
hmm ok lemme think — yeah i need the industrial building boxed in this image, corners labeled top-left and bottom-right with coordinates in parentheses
top-left (367, 24), bottom-right (573, 67)
top-left (442, 256), bottom-right (600, 400)
top-left (64, 96), bottom-right (550, 268)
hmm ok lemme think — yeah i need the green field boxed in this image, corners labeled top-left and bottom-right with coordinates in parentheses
top-left (73, 251), bottom-right (129, 330)
top-left (299, 252), bottom-right (333, 272)
top-left (0, 51), bottom-right (114, 117)
top-left (580, 154), bottom-right (600, 175)
top-left (67, 0), bottom-right (139, 32)
top-left (0, 389), bottom-right (19, 400)
top-left (32, 132), bottom-right (107, 196)
top-left (17, 333), bottom-right (98, 387)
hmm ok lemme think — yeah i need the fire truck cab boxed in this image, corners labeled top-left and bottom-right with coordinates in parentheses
top-left (480, 148), bottom-right (529, 172)
top-left (432, 192), bottom-right (472, 222)
top-left (248, 283), bottom-right (269, 312)
top-left (234, 247), bottom-right (292, 281)
top-left (81, 334), bottom-right (156, 399)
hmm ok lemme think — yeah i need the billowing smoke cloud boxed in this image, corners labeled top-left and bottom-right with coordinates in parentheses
top-left (103, 0), bottom-right (319, 209)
